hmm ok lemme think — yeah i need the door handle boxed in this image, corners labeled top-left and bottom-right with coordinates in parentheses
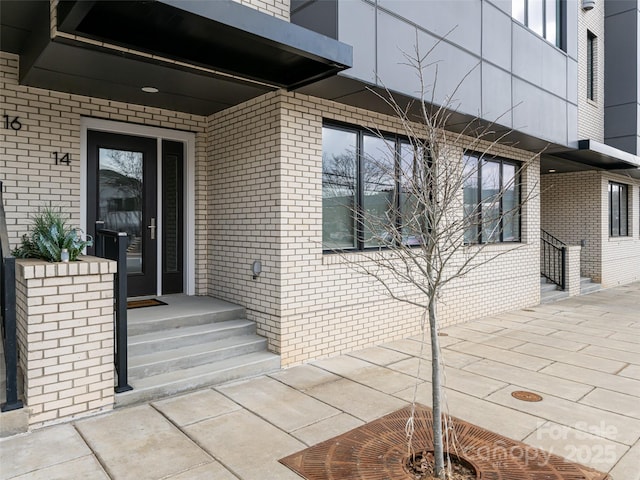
top-left (148, 217), bottom-right (156, 240)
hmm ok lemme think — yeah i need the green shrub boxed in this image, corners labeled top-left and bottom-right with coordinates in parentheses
top-left (12, 206), bottom-right (93, 262)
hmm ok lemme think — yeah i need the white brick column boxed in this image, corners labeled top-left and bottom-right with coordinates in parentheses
top-left (565, 245), bottom-right (582, 296)
top-left (15, 256), bottom-right (117, 427)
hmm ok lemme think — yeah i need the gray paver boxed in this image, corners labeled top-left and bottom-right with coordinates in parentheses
top-left (0, 424), bottom-right (91, 480)
top-left (609, 439), bottom-right (640, 480)
top-left (75, 405), bottom-right (212, 480)
top-left (184, 409), bottom-right (304, 480)
top-left (312, 355), bottom-right (420, 394)
top-left (291, 412), bottom-right (364, 446)
top-left (539, 362), bottom-right (640, 397)
top-left (216, 376), bottom-right (339, 432)
top-left (9, 456), bottom-right (108, 480)
top-left (513, 342), bottom-right (627, 373)
top-left (524, 421), bottom-right (628, 472)
top-left (165, 461), bottom-right (238, 480)
top-left (447, 340), bottom-right (554, 371)
top-left (580, 388), bottom-right (640, 419)
top-left (387, 357), bottom-right (508, 398)
top-left (348, 346), bottom-right (412, 365)
top-left (463, 358), bottom-right (594, 401)
top-left (394, 382), bottom-right (542, 441)
top-left (305, 377), bottom-right (407, 422)
top-left (153, 388), bottom-right (241, 426)
top-left (269, 364), bottom-right (340, 391)
top-left (486, 386), bottom-right (640, 445)
top-left (618, 364), bottom-right (640, 380)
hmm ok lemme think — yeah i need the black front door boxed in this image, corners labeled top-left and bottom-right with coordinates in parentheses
top-left (87, 131), bottom-right (158, 297)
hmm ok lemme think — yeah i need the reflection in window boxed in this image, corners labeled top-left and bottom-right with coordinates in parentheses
top-left (98, 148), bottom-right (144, 273)
top-left (322, 127), bottom-right (357, 250)
top-left (322, 123), bottom-right (426, 251)
top-left (512, 0), bottom-right (561, 48)
top-left (609, 182), bottom-right (628, 237)
top-left (463, 153), bottom-right (521, 244)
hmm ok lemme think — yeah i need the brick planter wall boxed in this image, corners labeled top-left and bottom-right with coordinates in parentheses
top-left (15, 256), bottom-right (117, 428)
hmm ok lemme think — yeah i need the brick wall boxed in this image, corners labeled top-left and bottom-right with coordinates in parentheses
top-left (0, 52), bottom-right (209, 294)
top-left (208, 90), bottom-right (541, 366)
top-left (600, 173), bottom-right (640, 287)
top-left (577, 0), bottom-right (605, 141)
top-left (231, 0), bottom-right (290, 20)
top-left (15, 256), bottom-right (116, 427)
top-left (541, 171), bottom-right (640, 286)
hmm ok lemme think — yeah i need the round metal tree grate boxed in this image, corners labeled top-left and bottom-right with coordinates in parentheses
top-left (280, 404), bottom-right (611, 480)
top-left (511, 390), bottom-right (544, 402)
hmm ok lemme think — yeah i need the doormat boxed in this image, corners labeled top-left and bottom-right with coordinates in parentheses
top-left (279, 404), bottom-right (610, 480)
top-left (127, 299), bottom-right (168, 310)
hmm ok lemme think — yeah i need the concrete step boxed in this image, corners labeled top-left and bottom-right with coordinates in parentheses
top-left (540, 289), bottom-right (570, 304)
top-left (129, 334), bottom-right (268, 378)
top-left (116, 351), bottom-right (280, 407)
top-left (128, 320), bottom-right (256, 356)
top-left (540, 281), bottom-right (560, 293)
top-left (580, 277), bottom-right (603, 295)
top-left (128, 296), bottom-right (246, 336)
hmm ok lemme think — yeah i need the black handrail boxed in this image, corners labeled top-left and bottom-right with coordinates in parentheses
top-left (541, 229), bottom-right (566, 248)
top-left (94, 221), bottom-right (132, 393)
top-left (0, 181), bottom-right (23, 411)
top-left (541, 229), bottom-right (566, 290)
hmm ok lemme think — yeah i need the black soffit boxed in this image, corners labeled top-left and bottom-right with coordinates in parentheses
top-left (55, 0), bottom-right (352, 91)
top-left (549, 139), bottom-right (640, 178)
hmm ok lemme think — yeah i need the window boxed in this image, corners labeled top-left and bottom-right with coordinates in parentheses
top-left (512, 0), bottom-right (562, 48)
top-left (322, 123), bottom-right (425, 251)
top-left (463, 153), bottom-right (521, 244)
top-left (587, 31), bottom-right (596, 101)
top-left (609, 182), bottom-right (628, 237)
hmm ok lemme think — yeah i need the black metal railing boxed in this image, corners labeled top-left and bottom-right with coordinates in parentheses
top-left (0, 181), bottom-right (23, 411)
top-left (541, 229), bottom-right (566, 290)
top-left (94, 221), bottom-right (132, 393)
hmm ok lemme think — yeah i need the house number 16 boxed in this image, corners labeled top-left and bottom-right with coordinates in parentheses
top-left (3, 115), bottom-right (22, 131)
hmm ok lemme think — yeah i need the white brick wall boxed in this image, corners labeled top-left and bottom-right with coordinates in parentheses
top-left (0, 52), bottom-right (210, 295)
top-left (208, 90), bottom-right (541, 366)
top-left (541, 171), bottom-right (640, 286)
top-left (231, 0), bottom-right (290, 20)
top-left (577, 0), bottom-right (605, 141)
top-left (15, 256), bottom-right (117, 427)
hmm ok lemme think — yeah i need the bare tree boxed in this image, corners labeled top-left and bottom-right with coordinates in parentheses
top-left (326, 44), bottom-right (539, 479)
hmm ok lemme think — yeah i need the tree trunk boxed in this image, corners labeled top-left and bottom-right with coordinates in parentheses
top-left (429, 298), bottom-right (445, 479)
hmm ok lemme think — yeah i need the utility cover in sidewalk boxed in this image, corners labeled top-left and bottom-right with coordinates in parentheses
top-left (279, 404), bottom-right (610, 480)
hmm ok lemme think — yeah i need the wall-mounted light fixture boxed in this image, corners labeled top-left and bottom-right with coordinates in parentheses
top-left (582, 0), bottom-right (595, 11)
top-left (548, 169), bottom-right (557, 173)
top-left (252, 260), bottom-right (262, 279)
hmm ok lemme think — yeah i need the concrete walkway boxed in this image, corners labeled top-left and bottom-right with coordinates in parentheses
top-left (1, 283), bottom-right (639, 480)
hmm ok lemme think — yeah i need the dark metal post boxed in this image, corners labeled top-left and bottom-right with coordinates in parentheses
top-left (94, 221), bottom-right (105, 257)
top-left (113, 232), bottom-right (131, 393)
top-left (561, 246), bottom-right (567, 291)
top-left (1, 256), bottom-right (23, 411)
top-left (95, 223), bottom-right (132, 394)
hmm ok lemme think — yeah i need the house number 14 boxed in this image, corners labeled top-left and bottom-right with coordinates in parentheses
top-left (54, 152), bottom-right (71, 166)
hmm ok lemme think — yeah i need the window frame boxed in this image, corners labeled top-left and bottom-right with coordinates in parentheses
top-left (587, 30), bottom-right (597, 101)
top-left (321, 121), bottom-right (424, 253)
top-left (609, 181), bottom-right (629, 237)
top-left (463, 152), bottom-right (522, 245)
top-left (512, 0), bottom-right (564, 50)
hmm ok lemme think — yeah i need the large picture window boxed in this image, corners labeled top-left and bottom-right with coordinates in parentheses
top-left (609, 182), bottom-right (628, 237)
top-left (322, 123), bottom-right (424, 251)
top-left (463, 153), bottom-right (521, 244)
top-left (512, 0), bottom-right (562, 48)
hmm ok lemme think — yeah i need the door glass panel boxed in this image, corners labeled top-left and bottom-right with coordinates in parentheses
top-left (164, 154), bottom-right (179, 272)
top-left (98, 148), bottom-right (144, 274)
